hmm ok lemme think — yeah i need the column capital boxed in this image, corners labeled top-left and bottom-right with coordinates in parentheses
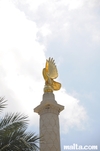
top-left (34, 92), bottom-right (64, 115)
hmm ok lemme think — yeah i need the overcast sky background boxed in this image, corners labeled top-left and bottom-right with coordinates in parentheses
top-left (0, 0), bottom-right (100, 150)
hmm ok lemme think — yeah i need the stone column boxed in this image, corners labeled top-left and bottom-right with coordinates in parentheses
top-left (34, 92), bottom-right (64, 151)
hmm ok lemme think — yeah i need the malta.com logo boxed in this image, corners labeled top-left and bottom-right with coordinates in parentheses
top-left (64, 143), bottom-right (98, 150)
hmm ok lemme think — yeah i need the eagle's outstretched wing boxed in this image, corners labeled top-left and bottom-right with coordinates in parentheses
top-left (45, 57), bottom-right (58, 79)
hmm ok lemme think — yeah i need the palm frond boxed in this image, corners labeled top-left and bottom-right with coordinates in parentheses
top-left (0, 97), bottom-right (7, 112)
top-left (0, 113), bottom-right (40, 151)
top-left (0, 97), bottom-right (40, 151)
top-left (21, 132), bottom-right (40, 150)
top-left (0, 113), bottom-right (28, 131)
top-left (0, 129), bottom-right (40, 151)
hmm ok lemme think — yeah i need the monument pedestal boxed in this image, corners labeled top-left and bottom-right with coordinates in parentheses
top-left (34, 92), bottom-right (64, 151)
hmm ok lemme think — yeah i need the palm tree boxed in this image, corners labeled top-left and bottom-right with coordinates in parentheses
top-left (0, 97), bottom-right (40, 151)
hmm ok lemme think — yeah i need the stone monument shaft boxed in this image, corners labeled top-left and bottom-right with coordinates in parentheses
top-left (34, 92), bottom-right (64, 151)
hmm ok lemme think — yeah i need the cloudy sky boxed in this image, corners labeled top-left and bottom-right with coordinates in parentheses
top-left (0, 0), bottom-right (100, 150)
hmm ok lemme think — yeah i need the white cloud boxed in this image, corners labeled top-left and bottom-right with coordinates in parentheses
top-left (0, 0), bottom-right (45, 123)
top-left (54, 88), bottom-right (88, 133)
top-left (0, 0), bottom-right (88, 133)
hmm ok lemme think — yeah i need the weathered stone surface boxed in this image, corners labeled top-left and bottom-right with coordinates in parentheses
top-left (34, 92), bottom-right (64, 151)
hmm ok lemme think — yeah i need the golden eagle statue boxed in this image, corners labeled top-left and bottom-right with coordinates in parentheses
top-left (42, 57), bottom-right (61, 92)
